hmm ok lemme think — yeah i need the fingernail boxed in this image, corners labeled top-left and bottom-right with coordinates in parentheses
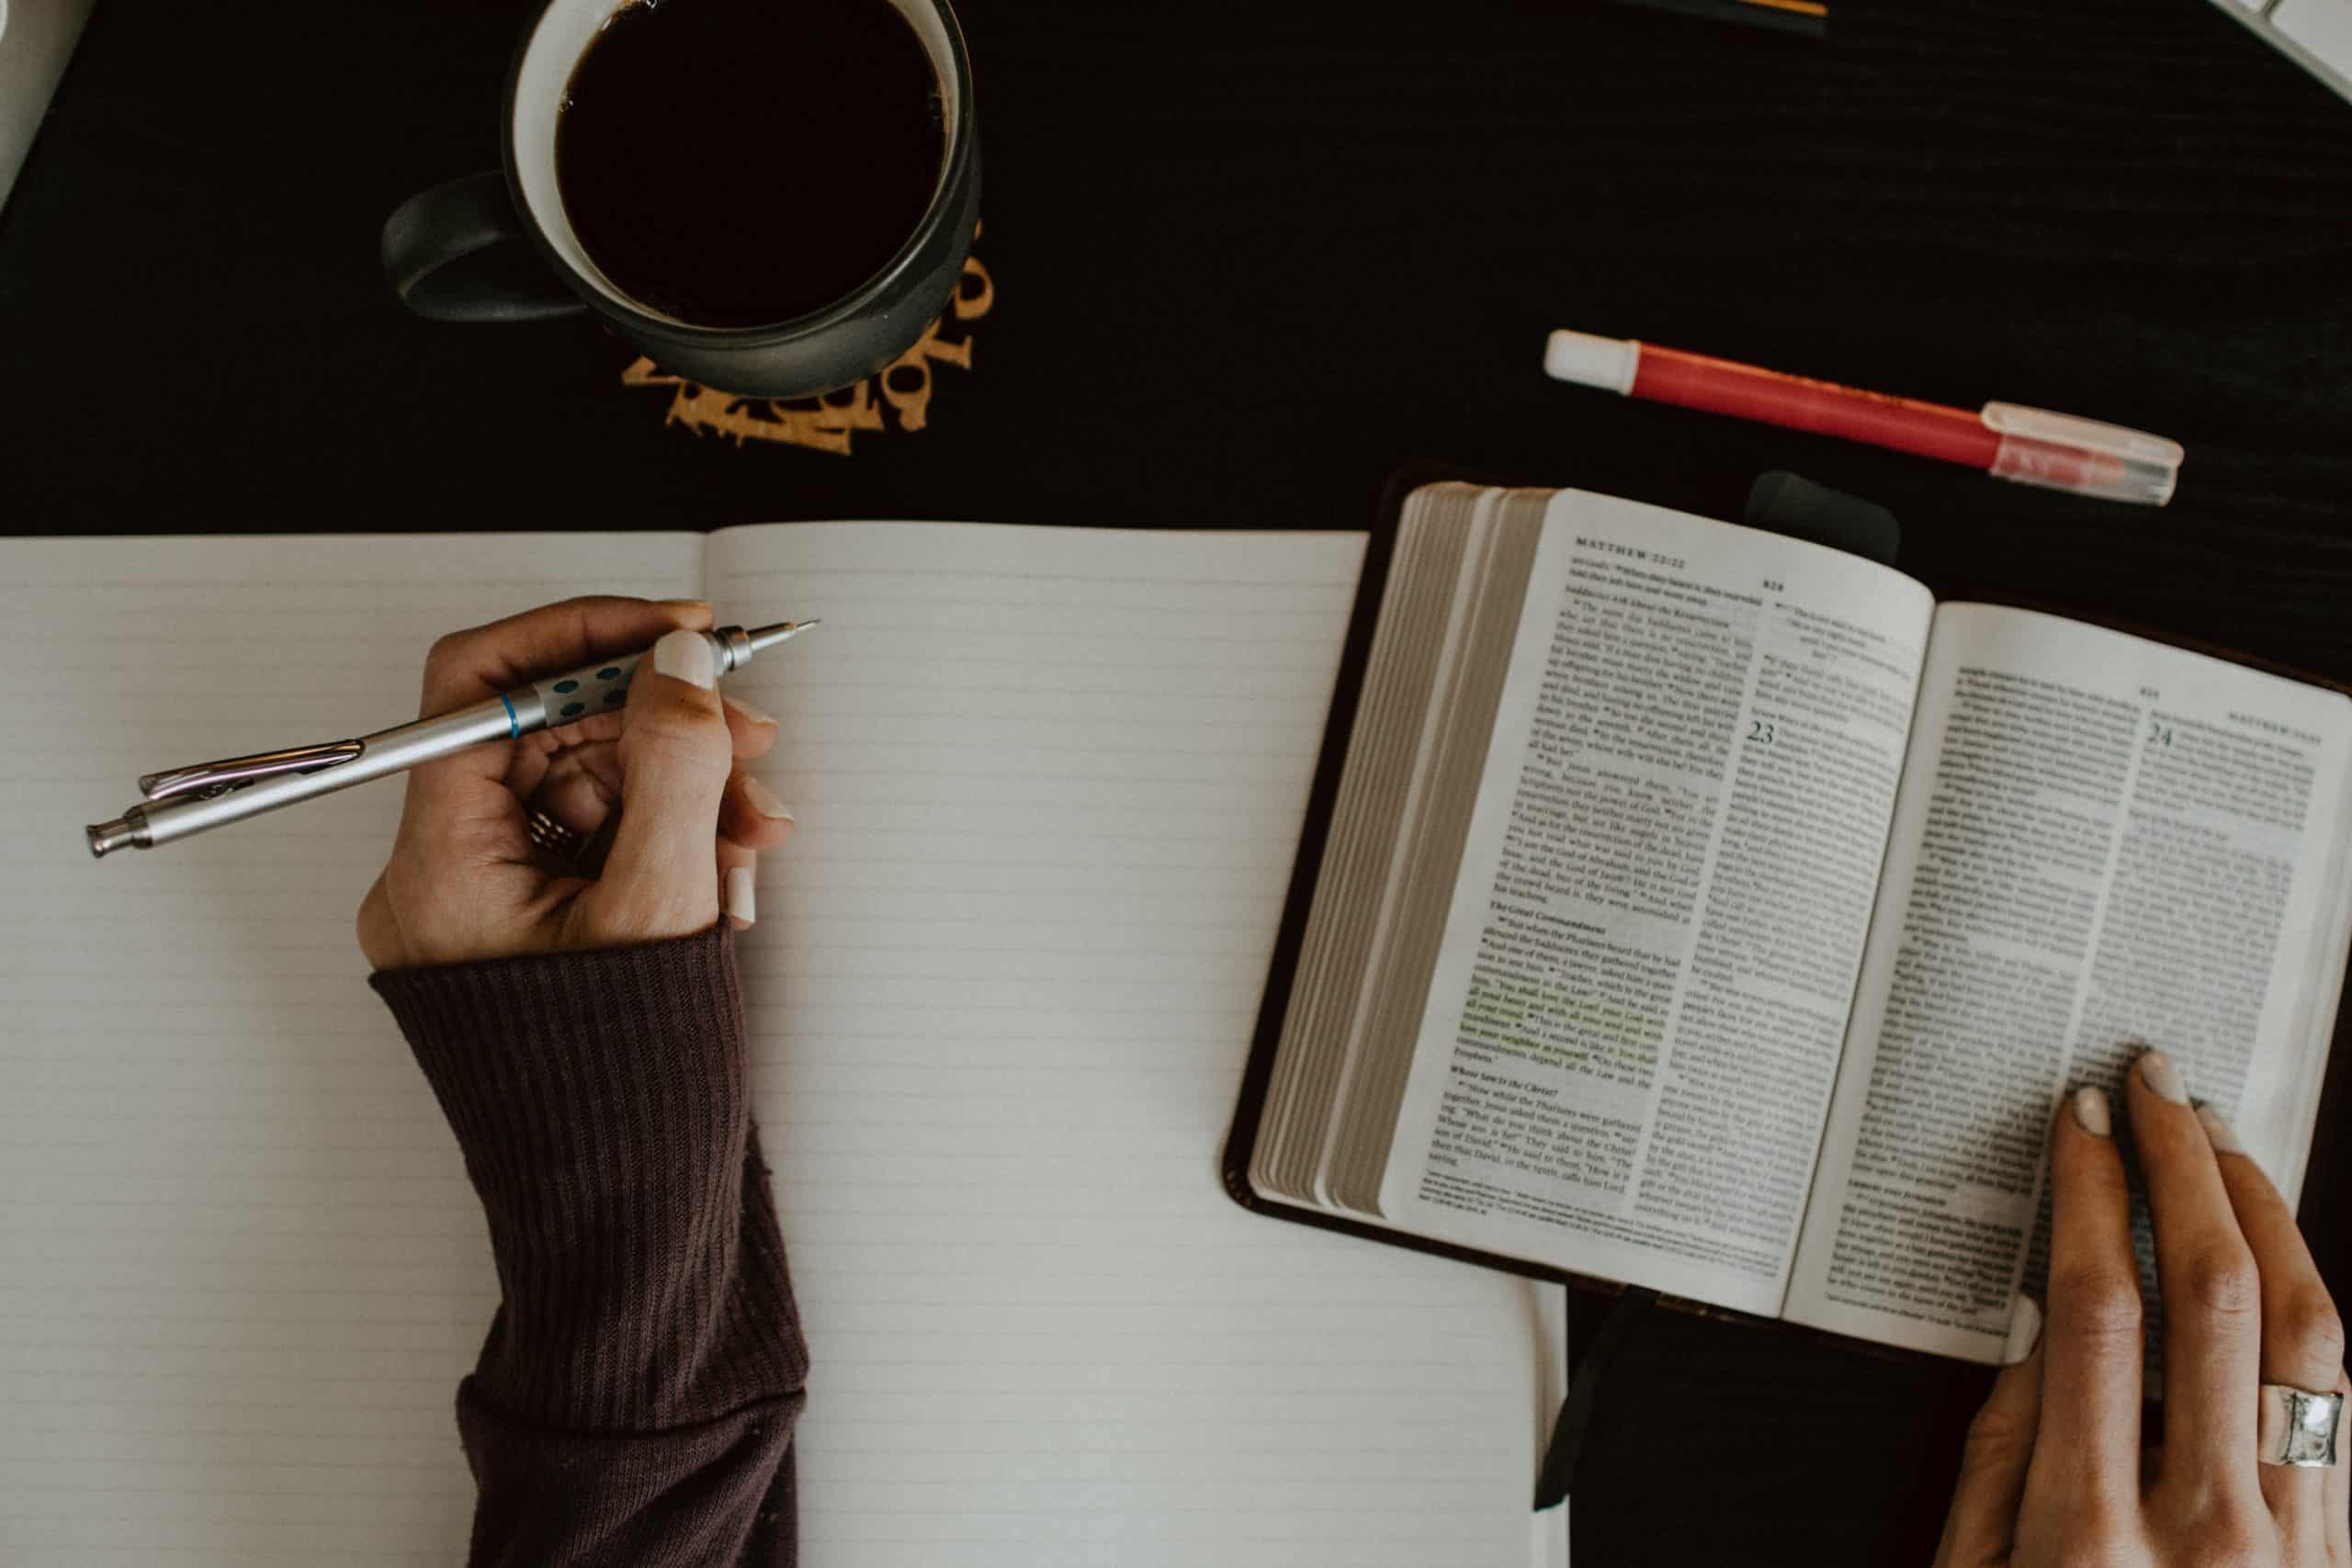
top-left (2073, 1086), bottom-right (2111, 1136)
top-left (652, 628), bottom-right (715, 689)
top-left (2197, 1103), bottom-right (2246, 1156)
top-left (2138, 1048), bottom-right (2189, 1105)
top-left (660, 598), bottom-right (713, 613)
top-left (725, 865), bottom-right (756, 927)
top-left (723, 694), bottom-right (778, 729)
top-left (742, 777), bottom-right (795, 822)
top-left (2002, 1295), bottom-right (2042, 1365)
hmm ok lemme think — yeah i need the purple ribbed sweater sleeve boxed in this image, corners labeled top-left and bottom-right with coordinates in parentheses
top-left (370, 925), bottom-right (806, 1568)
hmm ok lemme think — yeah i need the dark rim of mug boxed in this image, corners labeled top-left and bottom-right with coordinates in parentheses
top-left (498, 0), bottom-right (977, 347)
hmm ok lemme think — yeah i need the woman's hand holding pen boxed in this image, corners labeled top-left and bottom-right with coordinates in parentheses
top-left (1933, 1049), bottom-right (2350, 1568)
top-left (358, 596), bottom-right (797, 970)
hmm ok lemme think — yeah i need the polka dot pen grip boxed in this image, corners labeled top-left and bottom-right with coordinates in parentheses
top-left (522, 651), bottom-right (646, 727)
top-left (87, 619), bottom-right (819, 857)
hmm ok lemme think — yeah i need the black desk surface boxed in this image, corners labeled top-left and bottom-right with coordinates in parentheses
top-left (7, 0), bottom-right (2351, 1561)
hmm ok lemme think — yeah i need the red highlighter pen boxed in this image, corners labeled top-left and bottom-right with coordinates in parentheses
top-left (1544, 329), bottom-right (2184, 506)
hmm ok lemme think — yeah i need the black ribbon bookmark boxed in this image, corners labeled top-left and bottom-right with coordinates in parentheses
top-left (1533, 1287), bottom-right (1660, 1512)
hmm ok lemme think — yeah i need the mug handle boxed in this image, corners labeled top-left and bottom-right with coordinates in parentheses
top-left (381, 173), bottom-right (587, 323)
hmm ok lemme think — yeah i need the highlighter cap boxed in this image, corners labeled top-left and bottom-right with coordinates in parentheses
top-left (1982, 402), bottom-right (2183, 506)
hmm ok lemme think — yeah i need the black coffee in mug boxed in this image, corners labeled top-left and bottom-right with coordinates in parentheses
top-left (381, 0), bottom-right (976, 397)
top-left (555, 0), bottom-right (944, 329)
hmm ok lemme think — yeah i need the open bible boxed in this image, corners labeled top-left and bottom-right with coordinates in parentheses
top-left (1229, 482), bottom-right (2352, 1362)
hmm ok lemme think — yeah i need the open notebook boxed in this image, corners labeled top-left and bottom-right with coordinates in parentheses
top-left (0, 525), bottom-right (1566, 1568)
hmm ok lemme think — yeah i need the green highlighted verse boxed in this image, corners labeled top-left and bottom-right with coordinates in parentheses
top-left (1458, 964), bottom-right (1666, 1076)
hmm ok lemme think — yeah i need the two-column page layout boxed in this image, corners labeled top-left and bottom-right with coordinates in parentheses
top-left (1245, 485), bottom-right (2352, 1359)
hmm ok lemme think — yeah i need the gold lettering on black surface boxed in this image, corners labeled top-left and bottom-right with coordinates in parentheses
top-left (623, 230), bottom-right (993, 455)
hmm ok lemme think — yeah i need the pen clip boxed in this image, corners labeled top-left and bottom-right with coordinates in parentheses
top-left (1979, 402), bottom-right (2184, 466)
top-left (138, 739), bottom-right (365, 803)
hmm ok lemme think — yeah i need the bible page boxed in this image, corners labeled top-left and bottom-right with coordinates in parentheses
top-left (0, 533), bottom-right (704, 1565)
top-left (1784, 605), bottom-right (2352, 1360)
top-left (703, 521), bottom-right (1566, 1568)
top-left (1376, 493), bottom-right (1935, 1314)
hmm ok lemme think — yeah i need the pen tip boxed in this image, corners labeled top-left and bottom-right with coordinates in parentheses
top-left (741, 619), bottom-right (821, 657)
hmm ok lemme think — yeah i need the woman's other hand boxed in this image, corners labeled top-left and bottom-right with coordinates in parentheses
top-left (1934, 1048), bottom-right (2349, 1567)
top-left (358, 596), bottom-right (795, 969)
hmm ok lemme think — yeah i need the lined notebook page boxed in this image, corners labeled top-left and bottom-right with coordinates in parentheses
top-left (0, 525), bottom-right (1560, 1567)
top-left (0, 535), bottom-right (702, 1566)
top-left (707, 523), bottom-right (1559, 1568)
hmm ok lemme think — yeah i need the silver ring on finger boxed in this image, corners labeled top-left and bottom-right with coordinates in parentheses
top-left (526, 808), bottom-right (587, 863)
top-left (2257, 1384), bottom-right (2344, 1467)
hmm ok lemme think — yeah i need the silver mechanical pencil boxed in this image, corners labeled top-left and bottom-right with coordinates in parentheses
top-left (85, 620), bottom-right (818, 858)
